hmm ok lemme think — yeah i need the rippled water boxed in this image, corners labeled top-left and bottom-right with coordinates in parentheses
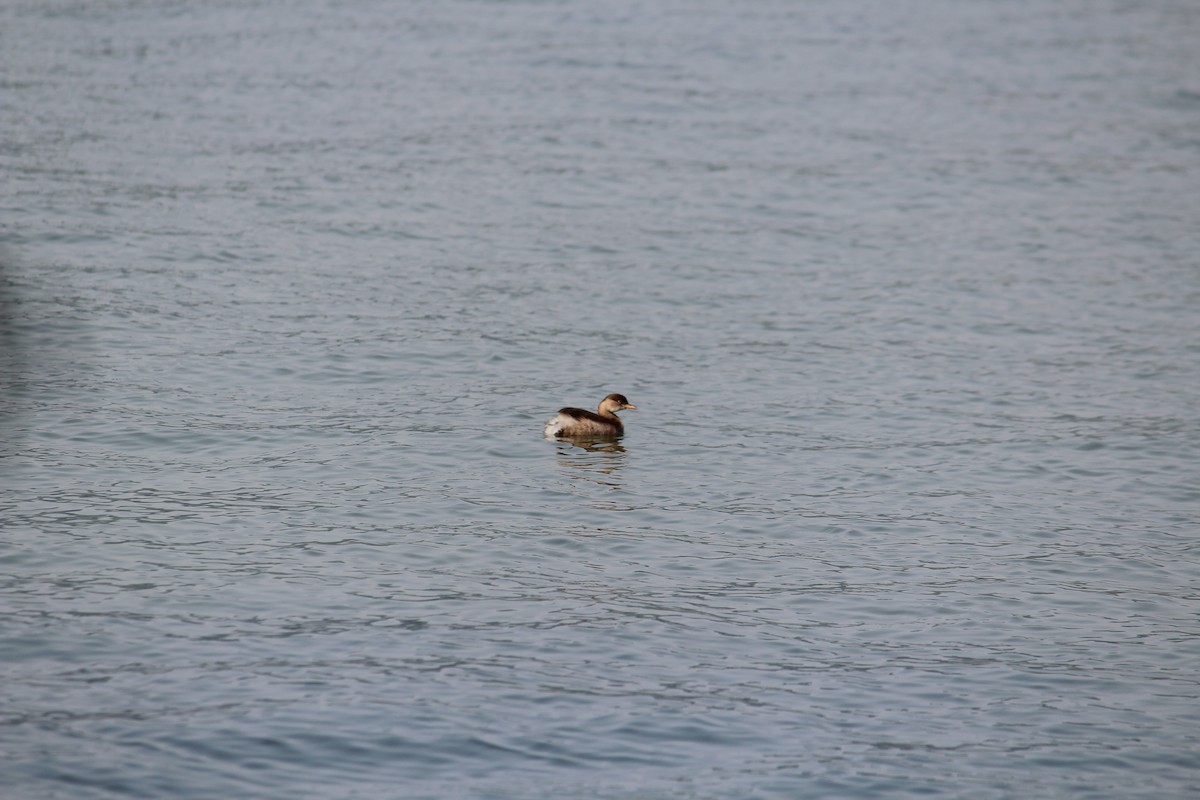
top-left (3, 0), bottom-right (1199, 797)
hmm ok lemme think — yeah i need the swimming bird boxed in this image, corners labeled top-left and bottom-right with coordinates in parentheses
top-left (543, 393), bottom-right (637, 439)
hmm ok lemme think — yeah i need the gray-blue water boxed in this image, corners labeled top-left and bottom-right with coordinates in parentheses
top-left (3, 1), bottom-right (1199, 797)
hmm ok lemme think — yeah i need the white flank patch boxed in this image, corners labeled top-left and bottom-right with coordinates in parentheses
top-left (543, 413), bottom-right (569, 438)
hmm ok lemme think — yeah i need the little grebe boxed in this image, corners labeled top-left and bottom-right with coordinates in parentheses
top-left (543, 393), bottom-right (637, 439)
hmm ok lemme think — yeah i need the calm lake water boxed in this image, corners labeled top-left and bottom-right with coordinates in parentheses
top-left (3, 0), bottom-right (1199, 797)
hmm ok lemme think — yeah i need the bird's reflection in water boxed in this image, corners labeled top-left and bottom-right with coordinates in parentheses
top-left (553, 438), bottom-right (627, 489)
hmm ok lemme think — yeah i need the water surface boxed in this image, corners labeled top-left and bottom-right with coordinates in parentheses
top-left (2, 1), bottom-right (1199, 797)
